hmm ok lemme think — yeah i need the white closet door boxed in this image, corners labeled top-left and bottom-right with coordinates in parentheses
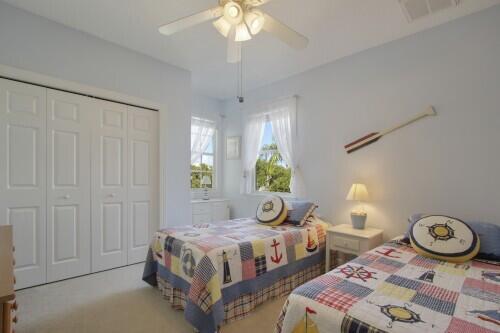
top-left (127, 107), bottom-right (158, 264)
top-left (46, 90), bottom-right (91, 282)
top-left (0, 78), bottom-right (47, 289)
top-left (91, 100), bottom-right (128, 272)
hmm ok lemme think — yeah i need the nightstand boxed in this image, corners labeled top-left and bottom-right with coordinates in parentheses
top-left (325, 224), bottom-right (383, 273)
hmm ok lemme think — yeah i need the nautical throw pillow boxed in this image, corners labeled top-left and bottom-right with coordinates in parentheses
top-left (285, 200), bottom-right (318, 226)
top-left (406, 214), bottom-right (499, 261)
top-left (409, 215), bottom-right (480, 263)
top-left (256, 195), bottom-right (288, 226)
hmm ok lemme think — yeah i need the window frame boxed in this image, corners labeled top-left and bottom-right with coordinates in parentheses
top-left (190, 118), bottom-right (217, 191)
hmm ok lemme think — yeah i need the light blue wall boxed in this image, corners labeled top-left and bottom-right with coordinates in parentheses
top-left (0, 2), bottom-right (192, 226)
top-left (191, 94), bottom-right (225, 199)
top-left (222, 6), bottom-right (500, 239)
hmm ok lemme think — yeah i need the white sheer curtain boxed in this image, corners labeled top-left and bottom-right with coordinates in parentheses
top-left (191, 117), bottom-right (216, 164)
top-left (267, 97), bottom-right (305, 197)
top-left (241, 113), bottom-right (266, 194)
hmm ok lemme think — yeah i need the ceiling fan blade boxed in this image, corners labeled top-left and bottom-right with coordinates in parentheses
top-left (158, 6), bottom-right (223, 36)
top-left (227, 33), bottom-right (242, 63)
top-left (262, 13), bottom-right (308, 50)
top-left (244, 0), bottom-right (273, 6)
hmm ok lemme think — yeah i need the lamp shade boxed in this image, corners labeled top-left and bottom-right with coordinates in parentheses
top-left (201, 175), bottom-right (212, 186)
top-left (213, 17), bottom-right (232, 38)
top-left (244, 9), bottom-right (265, 35)
top-left (235, 22), bottom-right (252, 41)
top-left (346, 183), bottom-right (369, 201)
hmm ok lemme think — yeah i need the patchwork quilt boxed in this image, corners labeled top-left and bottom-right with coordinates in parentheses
top-left (143, 217), bottom-right (328, 333)
top-left (277, 241), bottom-right (500, 333)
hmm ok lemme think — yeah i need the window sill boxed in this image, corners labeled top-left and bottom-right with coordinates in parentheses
top-left (191, 188), bottom-right (217, 192)
top-left (191, 188), bottom-right (218, 198)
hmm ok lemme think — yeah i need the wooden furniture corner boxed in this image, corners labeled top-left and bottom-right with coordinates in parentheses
top-left (0, 226), bottom-right (16, 333)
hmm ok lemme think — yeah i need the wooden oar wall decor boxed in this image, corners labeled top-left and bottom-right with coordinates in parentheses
top-left (345, 106), bottom-right (437, 154)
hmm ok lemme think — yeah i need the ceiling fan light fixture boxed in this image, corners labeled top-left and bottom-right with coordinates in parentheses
top-left (223, 2), bottom-right (243, 24)
top-left (213, 17), bottom-right (232, 37)
top-left (235, 22), bottom-right (252, 42)
top-left (245, 10), bottom-right (265, 35)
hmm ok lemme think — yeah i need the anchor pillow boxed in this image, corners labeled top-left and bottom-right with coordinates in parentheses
top-left (256, 195), bottom-right (288, 226)
top-left (409, 215), bottom-right (480, 263)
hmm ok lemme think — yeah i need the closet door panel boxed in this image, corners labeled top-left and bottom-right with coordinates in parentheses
top-left (0, 78), bottom-right (47, 289)
top-left (46, 89), bottom-right (91, 282)
top-left (101, 203), bottom-right (123, 252)
top-left (8, 125), bottom-right (39, 187)
top-left (130, 201), bottom-right (149, 252)
top-left (92, 101), bottom-right (128, 272)
top-left (127, 107), bottom-right (158, 264)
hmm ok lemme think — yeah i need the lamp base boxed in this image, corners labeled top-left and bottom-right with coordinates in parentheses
top-left (202, 188), bottom-right (210, 200)
top-left (350, 212), bottom-right (367, 229)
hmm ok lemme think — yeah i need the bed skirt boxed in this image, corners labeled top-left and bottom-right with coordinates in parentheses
top-left (156, 262), bottom-right (324, 330)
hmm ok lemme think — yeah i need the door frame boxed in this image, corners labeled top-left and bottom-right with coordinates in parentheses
top-left (0, 64), bottom-right (166, 239)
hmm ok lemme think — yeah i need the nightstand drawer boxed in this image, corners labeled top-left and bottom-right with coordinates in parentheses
top-left (325, 224), bottom-right (384, 273)
top-left (192, 213), bottom-right (211, 224)
top-left (332, 235), bottom-right (360, 251)
top-left (192, 203), bottom-right (211, 215)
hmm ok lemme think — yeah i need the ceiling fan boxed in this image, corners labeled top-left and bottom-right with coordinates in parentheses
top-left (158, 0), bottom-right (309, 63)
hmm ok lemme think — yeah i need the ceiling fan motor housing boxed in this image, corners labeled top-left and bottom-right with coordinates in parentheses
top-left (219, 0), bottom-right (244, 5)
top-left (219, 0), bottom-right (266, 10)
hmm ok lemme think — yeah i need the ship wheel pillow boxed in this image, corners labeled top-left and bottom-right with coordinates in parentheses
top-left (256, 195), bottom-right (288, 226)
top-left (409, 215), bottom-right (480, 263)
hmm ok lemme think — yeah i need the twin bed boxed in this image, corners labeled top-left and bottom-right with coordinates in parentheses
top-left (143, 217), bottom-right (500, 333)
top-left (277, 239), bottom-right (499, 333)
top-left (142, 216), bottom-right (328, 332)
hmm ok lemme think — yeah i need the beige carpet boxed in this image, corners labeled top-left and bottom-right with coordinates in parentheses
top-left (15, 263), bottom-right (286, 333)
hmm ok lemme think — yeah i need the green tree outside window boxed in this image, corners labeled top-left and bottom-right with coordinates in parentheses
top-left (255, 143), bottom-right (291, 193)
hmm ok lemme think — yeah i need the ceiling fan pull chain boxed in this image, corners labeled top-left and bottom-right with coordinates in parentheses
top-left (237, 45), bottom-right (244, 103)
top-left (236, 56), bottom-right (239, 101)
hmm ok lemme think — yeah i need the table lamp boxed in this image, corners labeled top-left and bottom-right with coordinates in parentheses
top-left (201, 175), bottom-right (212, 200)
top-left (346, 183), bottom-right (369, 229)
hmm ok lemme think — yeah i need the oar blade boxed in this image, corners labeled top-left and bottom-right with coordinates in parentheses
top-left (345, 132), bottom-right (381, 154)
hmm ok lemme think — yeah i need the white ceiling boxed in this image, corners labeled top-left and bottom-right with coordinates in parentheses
top-left (3, 0), bottom-right (499, 99)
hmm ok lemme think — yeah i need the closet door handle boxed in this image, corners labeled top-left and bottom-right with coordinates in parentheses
top-left (63, 194), bottom-right (71, 200)
top-left (108, 193), bottom-right (116, 198)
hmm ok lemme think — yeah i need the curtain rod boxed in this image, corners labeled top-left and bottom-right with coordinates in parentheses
top-left (242, 94), bottom-right (299, 115)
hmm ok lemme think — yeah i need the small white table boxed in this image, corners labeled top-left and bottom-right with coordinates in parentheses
top-left (325, 224), bottom-right (383, 273)
top-left (191, 198), bottom-right (230, 224)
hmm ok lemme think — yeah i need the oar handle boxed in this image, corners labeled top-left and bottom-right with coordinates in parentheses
top-left (382, 106), bottom-right (436, 136)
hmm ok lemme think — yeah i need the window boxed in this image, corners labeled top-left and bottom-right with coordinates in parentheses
top-left (255, 121), bottom-right (291, 193)
top-left (242, 96), bottom-right (300, 196)
top-left (191, 117), bottom-right (216, 189)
